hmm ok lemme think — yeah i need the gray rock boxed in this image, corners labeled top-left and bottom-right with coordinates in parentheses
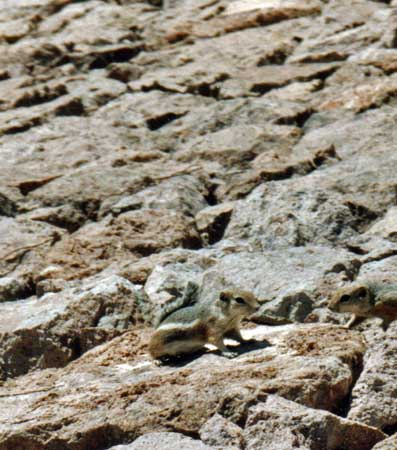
top-left (2, 0), bottom-right (397, 444)
top-left (195, 202), bottom-right (235, 245)
top-left (143, 261), bottom-right (205, 325)
top-left (200, 414), bottom-right (244, 449)
top-left (104, 175), bottom-right (208, 219)
top-left (373, 433), bottom-right (397, 450)
top-left (109, 433), bottom-right (215, 450)
top-left (0, 276), bottom-right (32, 302)
top-left (202, 247), bottom-right (356, 322)
top-left (0, 275), bottom-right (142, 378)
top-left (244, 395), bottom-right (386, 450)
top-left (348, 321), bottom-right (397, 430)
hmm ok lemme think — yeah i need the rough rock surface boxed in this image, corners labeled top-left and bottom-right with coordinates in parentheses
top-left (0, 325), bottom-right (378, 449)
top-left (1, 0), bottom-right (397, 448)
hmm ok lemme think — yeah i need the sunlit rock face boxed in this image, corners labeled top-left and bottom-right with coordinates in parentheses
top-left (0, 0), bottom-right (397, 448)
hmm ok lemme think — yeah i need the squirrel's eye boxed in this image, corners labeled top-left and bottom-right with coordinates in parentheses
top-left (219, 293), bottom-right (229, 302)
top-left (235, 297), bottom-right (246, 304)
top-left (340, 295), bottom-right (351, 303)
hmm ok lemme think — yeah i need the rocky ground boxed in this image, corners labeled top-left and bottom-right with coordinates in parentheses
top-left (0, 0), bottom-right (397, 448)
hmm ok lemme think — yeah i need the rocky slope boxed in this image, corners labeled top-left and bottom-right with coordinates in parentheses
top-left (0, 0), bottom-right (397, 448)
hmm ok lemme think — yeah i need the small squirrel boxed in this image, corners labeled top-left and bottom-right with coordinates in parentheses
top-left (148, 287), bottom-right (259, 359)
top-left (328, 282), bottom-right (397, 330)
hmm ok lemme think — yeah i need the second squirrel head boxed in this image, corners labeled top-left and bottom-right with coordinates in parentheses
top-left (328, 283), bottom-right (373, 315)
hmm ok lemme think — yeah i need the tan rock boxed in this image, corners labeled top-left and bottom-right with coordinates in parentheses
top-left (0, 325), bottom-right (366, 448)
top-left (373, 433), bottom-right (397, 450)
top-left (44, 209), bottom-right (201, 280)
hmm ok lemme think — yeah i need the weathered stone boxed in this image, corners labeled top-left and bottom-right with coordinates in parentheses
top-left (2, 0), bottom-right (397, 444)
top-left (44, 209), bottom-right (201, 280)
top-left (200, 413), bottom-right (244, 449)
top-left (130, 60), bottom-right (338, 99)
top-left (243, 395), bottom-right (386, 450)
top-left (0, 325), bottom-right (365, 448)
top-left (0, 275), bottom-right (142, 379)
top-left (176, 123), bottom-right (301, 169)
top-left (0, 94), bottom-right (84, 135)
top-left (373, 433), bottom-right (397, 450)
top-left (143, 261), bottom-right (206, 324)
top-left (348, 321), bottom-right (397, 430)
top-left (195, 202), bottom-right (235, 245)
top-left (288, 5), bottom-right (389, 64)
top-left (109, 433), bottom-right (215, 450)
top-left (166, 0), bottom-right (321, 40)
top-left (0, 276), bottom-right (32, 302)
top-left (365, 207), bottom-right (397, 241)
top-left (0, 217), bottom-right (63, 281)
top-left (349, 48), bottom-right (397, 74)
top-left (358, 255), bottom-right (397, 284)
top-left (315, 74), bottom-right (397, 113)
top-left (103, 175), bottom-right (208, 219)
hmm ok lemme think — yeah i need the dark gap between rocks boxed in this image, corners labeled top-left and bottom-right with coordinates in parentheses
top-left (206, 209), bottom-right (233, 245)
top-left (88, 46), bottom-right (144, 70)
top-left (294, 52), bottom-right (349, 64)
top-left (1, 278), bottom-right (36, 303)
top-left (251, 67), bottom-right (338, 96)
top-left (257, 48), bottom-right (291, 66)
top-left (34, 215), bottom-right (83, 233)
top-left (333, 353), bottom-right (364, 418)
top-left (146, 112), bottom-right (187, 130)
top-left (31, 44), bottom-right (68, 67)
top-left (362, 248), bottom-right (397, 264)
top-left (275, 108), bottom-right (314, 128)
top-left (204, 182), bottom-right (219, 206)
top-left (299, 65), bottom-right (340, 82)
top-left (345, 201), bottom-right (379, 233)
top-left (14, 85), bottom-right (67, 108)
top-left (69, 336), bottom-right (83, 360)
top-left (0, 193), bottom-right (17, 217)
top-left (4, 34), bottom-right (27, 44)
top-left (383, 422), bottom-right (397, 436)
top-left (45, 423), bottom-right (128, 450)
top-left (141, 82), bottom-right (180, 94)
top-left (187, 83), bottom-right (220, 98)
top-left (168, 427), bottom-right (201, 440)
top-left (0, 70), bottom-right (10, 81)
top-left (17, 176), bottom-right (61, 196)
top-left (54, 98), bottom-right (85, 116)
top-left (250, 82), bottom-right (281, 95)
top-left (3, 117), bottom-right (42, 135)
top-left (183, 233), bottom-right (203, 250)
top-left (186, 74), bottom-right (229, 99)
top-left (345, 244), bottom-right (369, 256)
top-left (76, 199), bottom-right (102, 222)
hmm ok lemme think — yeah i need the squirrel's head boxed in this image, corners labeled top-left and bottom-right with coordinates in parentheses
top-left (328, 284), bottom-right (373, 315)
top-left (218, 288), bottom-right (259, 317)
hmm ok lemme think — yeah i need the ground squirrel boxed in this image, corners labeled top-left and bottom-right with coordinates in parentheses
top-left (148, 287), bottom-right (259, 359)
top-left (328, 282), bottom-right (397, 330)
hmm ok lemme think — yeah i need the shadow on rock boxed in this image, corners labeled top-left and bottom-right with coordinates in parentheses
top-left (157, 339), bottom-right (271, 367)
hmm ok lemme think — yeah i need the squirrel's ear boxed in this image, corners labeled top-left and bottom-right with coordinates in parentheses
top-left (219, 292), bottom-right (229, 302)
top-left (357, 287), bottom-right (367, 298)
